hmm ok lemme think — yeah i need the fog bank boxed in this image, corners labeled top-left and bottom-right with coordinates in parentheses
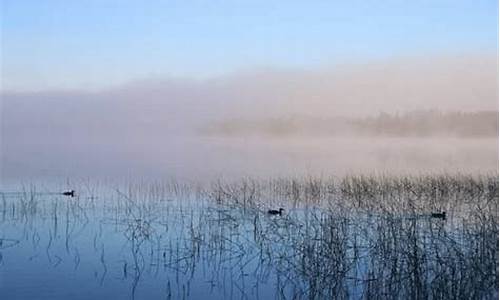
top-left (2, 54), bottom-right (498, 180)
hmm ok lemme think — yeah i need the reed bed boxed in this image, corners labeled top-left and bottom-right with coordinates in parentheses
top-left (1, 173), bottom-right (497, 299)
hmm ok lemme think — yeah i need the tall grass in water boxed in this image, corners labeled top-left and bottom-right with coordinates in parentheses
top-left (1, 173), bottom-right (497, 299)
top-left (200, 174), bottom-right (497, 299)
top-left (206, 174), bottom-right (497, 213)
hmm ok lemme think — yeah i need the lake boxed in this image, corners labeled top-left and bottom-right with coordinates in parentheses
top-left (0, 175), bottom-right (497, 299)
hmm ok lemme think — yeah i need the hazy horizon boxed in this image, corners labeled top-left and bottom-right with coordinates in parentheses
top-left (1, 1), bottom-right (498, 182)
top-left (2, 52), bottom-right (499, 182)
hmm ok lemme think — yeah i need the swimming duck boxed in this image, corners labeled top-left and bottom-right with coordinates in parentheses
top-left (61, 190), bottom-right (75, 197)
top-left (431, 211), bottom-right (446, 220)
top-left (268, 208), bottom-right (284, 215)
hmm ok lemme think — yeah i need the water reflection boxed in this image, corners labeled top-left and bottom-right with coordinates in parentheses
top-left (0, 175), bottom-right (498, 299)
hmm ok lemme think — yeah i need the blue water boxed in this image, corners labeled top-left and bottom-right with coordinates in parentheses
top-left (0, 182), bottom-right (497, 299)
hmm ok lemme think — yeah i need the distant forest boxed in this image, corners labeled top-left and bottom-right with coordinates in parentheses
top-left (202, 110), bottom-right (498, 138)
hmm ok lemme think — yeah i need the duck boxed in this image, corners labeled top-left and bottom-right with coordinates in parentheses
top-left (431, 211), bottom-right (446, 220)
top-left (61, 190), bottom-right (75, 197)
top-left (268, 208), bottom-right (284, 216)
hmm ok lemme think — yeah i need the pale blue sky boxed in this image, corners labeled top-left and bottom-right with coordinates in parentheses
top-left (1, 0), bottom-right (498, 91)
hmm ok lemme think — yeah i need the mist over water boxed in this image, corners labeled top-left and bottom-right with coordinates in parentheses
top-left (2, 136), bottom-right (498, 184)
top-left (1, 54), bottom-right (498, 182)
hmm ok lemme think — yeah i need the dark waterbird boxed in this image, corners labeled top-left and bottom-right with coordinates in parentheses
top-left (61, 190), bottom-right (75, 197)
top-left (268, 208), bottom-right (284, 215)
top-left (431, 211), bottom-right (446, 220)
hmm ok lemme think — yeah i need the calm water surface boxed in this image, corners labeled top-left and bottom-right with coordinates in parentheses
top-left (0, 178), bottom-right (498, 299)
